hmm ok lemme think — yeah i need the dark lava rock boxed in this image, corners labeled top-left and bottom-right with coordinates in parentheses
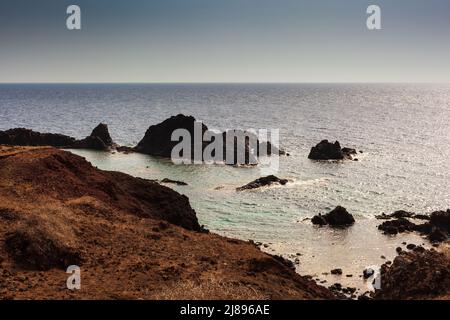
top-left (429, 210), bottom-right (450, 233)
top-left (311, 215), bottom-right (328, 226)
top-left (135, 114), bottom-right (208, 158)
top-left (358, 292), bottom-right (373, 300)
top-left (0, 124), bottom-right (115, 151)
top-left (428, 227), bottom-right (447, 243)
top-left (236, 175), bottom-right (288, 191)
top-left (412, 214), bottom-right (431, 220)
top-left (413, 246), bottom-right (426, 253)
top-left (363, 268), bottom-right (375, 279)
top-left (377, 209), bottom-right (449, 242)
top-left (342, 287), bottom-right (357, 294)
top-left (331, 268), bottom-right (343, 275)
top-left (329, 283), bottom-right (343, 292)
top-left (308, 140), bottom-right (343, 160)
top-left (377, 217), bottom-right (417, 235)
top-left (73, 135), bottom-right (108, 150)
top-left (376, 210), bottom-right (414, 220)
top-left (374, 249), bottom-right (450, 299)
top-left (312, 206), bottom-right (355, 227)
top-left (341, 147), bottom-right (357, 156)
top-left (308, 140), bottom-right (357, 160)
top-left (0, 128), bottom-right (76, 147)
top-left (377, 210), bottom-right (432, 221)
top-left (134, 114), bottom-right (282, 165)
top-left (116, 146), bottom-right (134, 154)
top-left (160, 178), bottom-right (188, 186)
top-left (89, 123), bottom-right (113, 146)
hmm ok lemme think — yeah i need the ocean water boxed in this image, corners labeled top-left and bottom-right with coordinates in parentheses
top-left (1, 83), bottom-right (450, 291)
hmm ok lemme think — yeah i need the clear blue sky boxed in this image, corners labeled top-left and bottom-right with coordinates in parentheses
top-left (1, 0), bottom-right (449, 83)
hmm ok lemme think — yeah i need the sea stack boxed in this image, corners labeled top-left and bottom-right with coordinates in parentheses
top-left (311, 206), bottom-right (355, 227)
top-left (135, 114), bottom-right (209, 158)
top-left (134, 114), bottom-right (282, 164)
top-left (73, 123), bottom-right (115, 150)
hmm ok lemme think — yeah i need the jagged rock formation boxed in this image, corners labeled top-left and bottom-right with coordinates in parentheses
top-left (308, 140), bottom-right (358, 160)
top-left (311, 206), bottom-right (355, 226)
top-left (0, 123), bottom-right (115, 151)
top-left (134, 114), bottom-right (283, 165)
top-left (236, 175), bottom-right (288, 191)
top-left (377, 209), bottom-right (450, 243)
top-left (0, 128), bottom-right (75, 147)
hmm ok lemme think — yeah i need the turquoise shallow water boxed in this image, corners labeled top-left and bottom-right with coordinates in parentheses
top-left (68, 148), bottom-right (429, 293)
top-left (2, 83), bottom-right (449, 292)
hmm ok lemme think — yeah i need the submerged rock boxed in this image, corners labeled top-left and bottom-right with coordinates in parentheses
top-left (236, 175), bottom-right (288, 191)
top-left (312, 206), bottom-right (355, 227)
top-left (160, 178), bottom-right (188, 186)
top-left (376, 210), bottom-right (415, 220)
top-left (331, 268), bottom-right (343, 275)
top-left (308, 140), bottom-right (358, 160)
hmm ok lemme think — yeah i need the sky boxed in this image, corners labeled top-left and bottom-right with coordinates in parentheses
top-left (0, 0), bottom-right (449, 83)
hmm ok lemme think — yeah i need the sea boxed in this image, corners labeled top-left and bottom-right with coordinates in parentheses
top-left (1, 83), bottom-right (450, 292)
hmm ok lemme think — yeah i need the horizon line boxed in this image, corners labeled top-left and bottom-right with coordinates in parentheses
top-left (0, 81), bottom-right (450, 85)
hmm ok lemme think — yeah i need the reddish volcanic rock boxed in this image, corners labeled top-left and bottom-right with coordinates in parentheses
top-left (0, 146), bottom-right (335, 300)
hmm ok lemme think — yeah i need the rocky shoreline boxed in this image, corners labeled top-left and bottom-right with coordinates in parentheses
top-left (0, 146), bottom-right (334, 299)
top-left (1, 116), bottom-right (449, 300)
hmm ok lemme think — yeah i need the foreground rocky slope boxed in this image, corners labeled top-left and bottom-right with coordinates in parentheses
top-left (0, 146), bottom-right (334, 299)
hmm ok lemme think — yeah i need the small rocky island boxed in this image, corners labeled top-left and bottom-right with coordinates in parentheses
top-left (135, 114), bottom-right (284, 164)
top-left (236, 175), bottom-right (288, 191)
top-left (308, 140), bottom-right (359, 160)
top-left (311, 206), bottom-right (355, 227)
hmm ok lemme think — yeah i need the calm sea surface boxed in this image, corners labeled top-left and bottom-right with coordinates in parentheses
top-left (1, 83), bottom-right (449, 291)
